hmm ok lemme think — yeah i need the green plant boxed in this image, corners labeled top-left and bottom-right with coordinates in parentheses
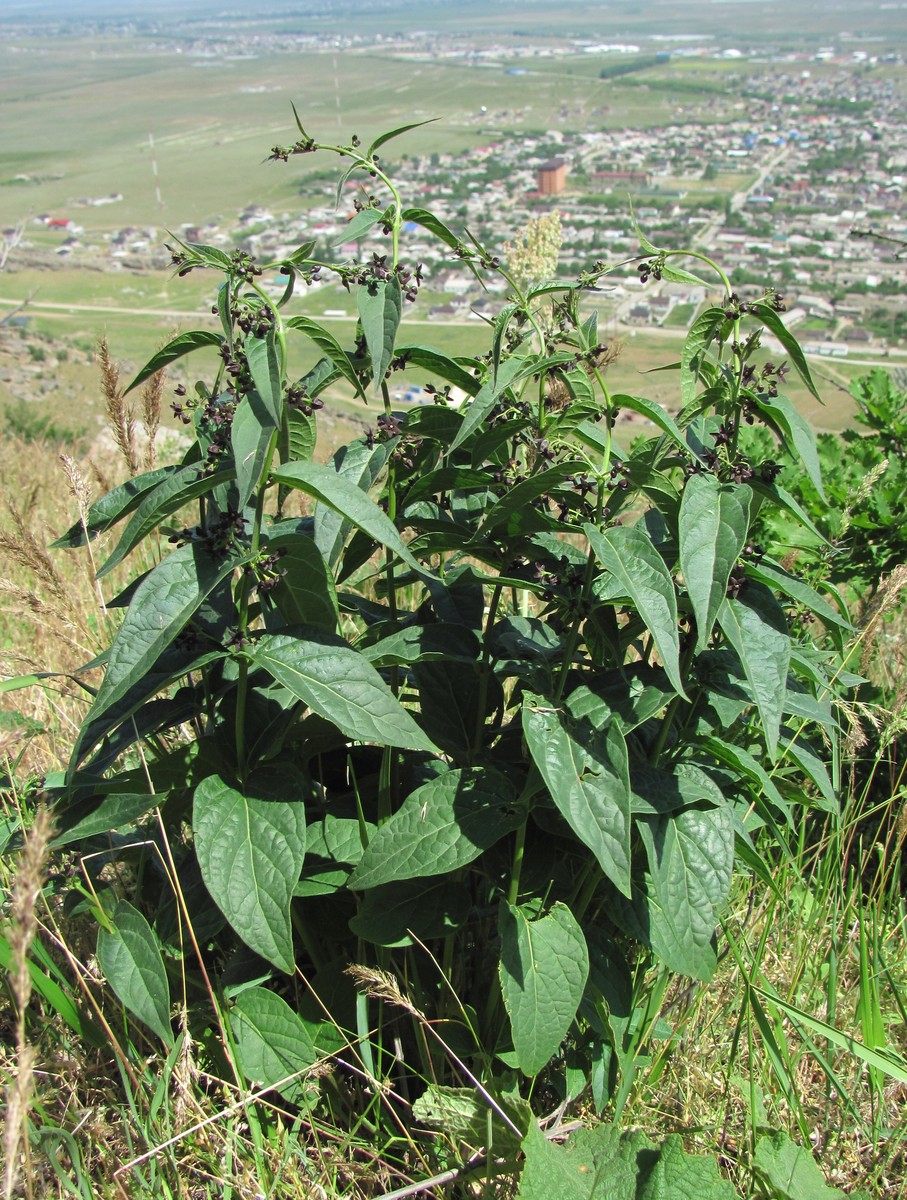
top-left (35, 114), bottom-right (856, 1191)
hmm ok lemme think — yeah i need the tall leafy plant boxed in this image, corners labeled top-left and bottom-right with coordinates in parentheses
top-left (44, 115), bottom-right (850, 1163)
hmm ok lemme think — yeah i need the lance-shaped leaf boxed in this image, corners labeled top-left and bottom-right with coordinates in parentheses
top-left (680, 307), bottom-right (724, 408)
top-left (717, 582), bottom-right (791, 761)
top-left (249, 626), bottom-right (436, 751)
top-left (367, 117), bottom-right (438, 158)
top-left (449, 355), bottom-right (527, 455)
top-left (754, 391), bottom-right (826, 501)
top-left (748, 301), bottom-right (820, 400)
top-left (523, 696), bottom-right (632, 896)
top-left (333, 207), bottom-right (384, 245)
top-left (586, 523), bottom-right (686, 698)
top-left (96, 463), bottom-right (235, 578)
top-left (244, 328), bottom-right (283, 423)
top-left (400, 205), bottom-right (461, 250)
top-left (72, 545), bottom-right (244, 774)
top-left (97, 900), bottom-right (172, 1044)
top-left (286, 315), bottom-right (367, 402)
top-left (194, 775), bottom-right (307, 973)
top-left (51, 465), bottom-right (180, 549)
top-left (610, 393), bottom-right (690, 457)
top-left (312, 439), bottom-right (393, 568)
top-left (124, 330), bottom-right (223, 395)
top-left (499, 901), bottom-right (589, 1076)
top-left (273, 459), bottom-right (430, 578)
top-left (393, 344), bottom-right (480, 396)
top-left (679, 473), bottom-right (752, 651)
top-left (349, 768), bottom-right (521, 889)
top-left (230, 986), bottom-right (317, 1099)
top-left (232, 388), bottom-right (277, 509)
top-left (53, 791), bottom-right (167, 848)
top-left (476, 461), bottom-right (583, 540)
top-left (358, 276), bottom-right (402, 392)
top-left (639, 805), bottom-right (735, 981)
top-left (746, 558), bottom-right (851, 632)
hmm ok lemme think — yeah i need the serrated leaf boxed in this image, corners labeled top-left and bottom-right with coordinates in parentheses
top-left (194, 774), bottom-right (307, 973)
top-left (286, 316), bottom-right (367, 402)
top-left (357, 276), bottom-right (402, 391)
top-left (349, 768), bottom-right (521, 888)
top-left (586, 523), bottom-right (686, 698)
top-left (96, 463), bottom-right (235, 578)
top-left (51, 466), bottom-right (180, 548)
top-left (748, 302), bottom-right (820, 400)
top-left (753, 1131), bottom-right (846, 1200)
top-left (273, 459), bottom-right (429, 578)
top-left (523, 696), bottom-right (632, 896)
top-left (679, 473), bottom-right (752, 651)
top-left (97, 900), bottom-right (172, 1044)
top-left (640, 805), bottom-right (735, 981)
top-left (249, 626), bottom-right (435, 751)
top-left (499, 901), bottom-right (589, 1076)
top-left (717, 583), bottom-right (791, 761)
top-left (232, 389), bottom-right (277, 509)
top-left (518, 1120), bottom-right (634, 1200)
top-left (124, 330), bottom-right (223, 395)
top-left (637, 1133), bottom-right (737, 1199)
top-left (230, 986), bottom-right (317, 1100)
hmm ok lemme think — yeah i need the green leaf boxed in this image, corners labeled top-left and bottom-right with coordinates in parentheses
top-left (273, 459), bottom-right (429, 578)
top-left (52, 792), bottom-right (165, 848)
top-left (96, 463), bottom-right (235, 578)
top-left (586, 523), bottom-right (686, 698)
top-left (746, 559), bottom-right (851, 631)
top-left (312, 439), bottom-right (393, 568)
top-left (748, 301), bottom-right (820, 400)
top-left (518, 1120), bottom-right (634, 1200)
top-left (637, 1133), bottom-right (737, 1199)
top-left (523, 696), bottom-right (632, 896)
top-left (680, 307), bottom-right (724, 408)
top-left (265, 532), bottom-right (338, 631)
top-left (349, 768), bottom-right (522, 889)
top-left (249, 626), bottom-right (436, 751)
top-left (754, 391), bottom-right (826, 501)
top-left (124, 330), bottom-right (223, 395)
top-left (394, 344), bottom-right (480, 396)
top-left (449, 355), bottom-right (527, 455)
top-left (51, 466), bottom-right (180, 548)
top-left (357, 276), bottom-right (402, 391)
top-left (333, 207), bottom-right (384, 245)
top-left (412, 1085), bottom-right (530, 1158)
top-left (753, 1131), bottom-right (847, 1200)
top-left (194, 774), bottom-right (307, 973)
top-left (97, 900), bottom-right (172, 1044)
top-left (679, 474), bottom-right (752, 650)
top-left (232, 389), bottom-right (277, 510)
top-left (717, 583), bottom-right (791, 761)
top-left (360, 623), bottom-right (479, 667)
top-left (286, 315), bottom-right (367, 402)
top-left (640, 805), bottom-right (735, 980)
top-left (367, 117), bottom-right (438, 158)
top-left (477, 462), bottom-right (582, 540)
top-left (400, 206), bottom-right (462, 251)
top-left (611, 393), bottom-right (690, 456)
top-left (72, 545), bottom-right (244, 773)
top-left (660, 262), bottom-right (708, 286)
top-left (230, 986), bottom-right (317, 1100)
top-left (349, 877), bottom-right (470, 946)
top-left (498, 901), bottom-right (589, 1076)
top-left (244, 329), bottom-right (283, 424)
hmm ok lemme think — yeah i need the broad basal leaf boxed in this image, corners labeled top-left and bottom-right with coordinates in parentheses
top-left (349, 768), bottom-right (521, 889)
top-left (679, 473), bottom-right (752, 650)
top-left (97, 899), bottom-right (172, 1044)
top-left (523, 695), bottom-right (632, 897)
top-left (194, 774), bottom-right (307, 973)
top-left (499, 901), bottom-right (589, 1076)
top-left (249, 626), bottom-right (435, 751)
top-left (230, 985), bottom-right (317, 1101)
top-left (586, 523), bottom-right (686, 698)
